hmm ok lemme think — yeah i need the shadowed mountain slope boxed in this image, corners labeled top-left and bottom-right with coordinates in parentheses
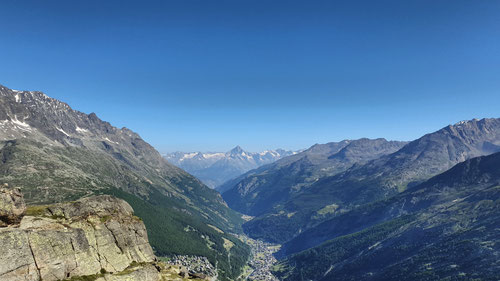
top-left (238, 118), bottom-right (500, 243)
top-left (274, 151), bottom-right (500, 281)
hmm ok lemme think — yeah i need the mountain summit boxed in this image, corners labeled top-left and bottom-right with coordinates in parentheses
top-left (228, 145), bottom-right (245, 156)
top-left (164, 146), bottom-right (297, 189)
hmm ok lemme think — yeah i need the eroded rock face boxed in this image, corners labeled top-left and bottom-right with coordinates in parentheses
top-left (0, 184), bottom-right (26, 226)
top-left (0, 195), bottom-right (155, 281)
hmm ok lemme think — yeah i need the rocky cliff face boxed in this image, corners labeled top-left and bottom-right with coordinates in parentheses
top-left (0, 187), bottom-right (204, 281)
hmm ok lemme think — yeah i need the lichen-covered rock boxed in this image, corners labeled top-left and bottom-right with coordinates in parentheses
top-left (0, 194), bottom-right (209, 281)
top-left (96, 264), bottom-right (161, 281)
top-left (0, 195), bottom-right (156, 281)
top-left (94, 263), bottom-right (207, 281)
top-left (0, 184), bottom-right (26, 226)
top-left (0, 229), bottom-right (40, 281)
top-left (45, 195), bottom-right (135, 220)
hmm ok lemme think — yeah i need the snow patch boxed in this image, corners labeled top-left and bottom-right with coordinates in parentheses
top-left (202, 152), bottom-right (225, 159)
top-left (11, 119), bottom-right (30, 128)
top-left (56, 127), bottom-right (70, 136)
top-left (180, 152), bottom-right (199, 161)
top-left (3, 116), bottom-right (33, 132)
top-left (104, 137), bottom-right (119, 144)
top-left (76, 126), bottom-right (89, 133)
top-left (455, 119), bottom-right (480, 126)
top-left (12, 115), bottom-right (30, 128)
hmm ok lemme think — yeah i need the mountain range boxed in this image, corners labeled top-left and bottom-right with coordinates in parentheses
top-left (164, 146), bottom-right (297, 189)
top-left (2, 82), bottom-right (500, 280)
top-left (273, 151), bottom-right (500, 280)
top-left (0, 84), bottom-right (249, 280)
top-left (222, 118), bottom-right (500, 245)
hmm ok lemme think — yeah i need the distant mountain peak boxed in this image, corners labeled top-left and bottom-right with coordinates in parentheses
top-left (454, 118), bottom-right (482, 126)
top-left (164, 147), bottom-right (298, 188)
top-left (228, 145), bottom-right (244, 155)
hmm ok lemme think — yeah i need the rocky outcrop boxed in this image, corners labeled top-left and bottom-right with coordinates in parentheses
top-left (0, 193), bottom-right (205, 281)
top-left (0, 184), bottom-right (26, 226)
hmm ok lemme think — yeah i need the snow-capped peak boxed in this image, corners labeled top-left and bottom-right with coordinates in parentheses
top-left (163, 147), bottom-right (297, 188)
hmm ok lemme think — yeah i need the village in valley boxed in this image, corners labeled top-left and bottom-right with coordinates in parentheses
top-left (236, 235), bottom-right (281, 281)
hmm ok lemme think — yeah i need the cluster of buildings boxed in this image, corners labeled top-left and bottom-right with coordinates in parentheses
top-left (237, 235), bottom-right (280, 281)
top-left (166, 255), bottom-right (217, 279)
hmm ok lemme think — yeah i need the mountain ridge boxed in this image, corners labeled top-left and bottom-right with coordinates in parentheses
top-left (164, 146), bottom-right (297, 189)
top-left (221, 138), bottom-right (408, 217)
top-left (232, 118), bottom-right (500, 244)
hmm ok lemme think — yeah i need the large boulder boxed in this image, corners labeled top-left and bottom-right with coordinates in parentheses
top-left (0, 193), bottom-right (208, 281)
top-left (0, 184), bottom-right (26, 226)
top-left (0, 195), bottom-right (155, 281)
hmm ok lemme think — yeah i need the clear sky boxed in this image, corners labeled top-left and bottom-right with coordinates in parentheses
top-left (1, 0), bottom-right (499, 153)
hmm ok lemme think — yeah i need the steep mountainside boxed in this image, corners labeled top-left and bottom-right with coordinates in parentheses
top-left (0, 85), bottom-right (249, 280)
top-left (240, 119), bottom-right (500, 243)
top-left (221, 138), bottom-right (407, 216)
top-left (273, 152), bottom-right (500, 281)
top-left (165, 146), bottom-right (296, 188)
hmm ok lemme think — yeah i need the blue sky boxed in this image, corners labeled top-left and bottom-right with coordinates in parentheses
top-left (1, 0), bottom-right (499, 152)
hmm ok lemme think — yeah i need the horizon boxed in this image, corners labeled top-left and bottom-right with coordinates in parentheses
top-left (1, 83), bottom-right (497, 155)
top-left (1, 0), bottom-right (499, 152)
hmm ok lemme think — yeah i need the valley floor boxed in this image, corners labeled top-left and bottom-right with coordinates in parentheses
top-left (236, 234), bottom-right (281, 281)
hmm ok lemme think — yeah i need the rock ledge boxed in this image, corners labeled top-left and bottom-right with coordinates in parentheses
top-left (0, 187), bottom-right (205, 281)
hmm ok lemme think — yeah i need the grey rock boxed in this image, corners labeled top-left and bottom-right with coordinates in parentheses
top-left (0, 195), bottom-right (155, 281)
top-left (0, 184), bottom-right (26, 226)
top-left (96, 264), bottom-right (161, 281)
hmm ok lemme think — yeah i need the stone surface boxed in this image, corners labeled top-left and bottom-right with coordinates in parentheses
top-left (0, 184), bottom-right (26, 226)
top-left (96, 264), bottom-right (161, 281)
top-left (0, 229), bottom-right (39, 281)
top-left (0, 195), bottom-right (163, 281)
